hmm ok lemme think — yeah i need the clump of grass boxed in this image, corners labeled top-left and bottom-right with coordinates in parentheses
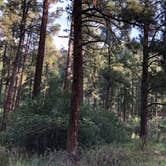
top-left (0, 153), bottom-right (9, 166)
top-left (1, 142), bottom-right (166, 166)
top-left (80, 143), bottom-right (166, 166)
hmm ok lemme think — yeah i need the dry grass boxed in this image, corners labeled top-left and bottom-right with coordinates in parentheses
top-left (0, 142), bottom-right (166, 166)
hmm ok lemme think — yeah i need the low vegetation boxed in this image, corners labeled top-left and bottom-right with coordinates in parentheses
top-left (0, 142), bottom-right (165, 166)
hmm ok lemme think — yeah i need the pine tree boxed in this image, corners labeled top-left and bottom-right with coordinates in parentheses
top-left (67, 0), bottom-right (83, 161)
top-left (33, 0), bottom-right (49, 97)
top-left (1, 0), bottom-right (31, 131)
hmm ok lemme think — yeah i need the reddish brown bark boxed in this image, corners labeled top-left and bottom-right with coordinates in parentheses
top-left (104, 45), bottom-right (111, 111)
top-left (33, 0), bottom-right (49, 97)
top-left (140, 24), bottom-right (149, 148)
top-left (14, 33), bottom-right (31, 110)
top-left (67, 0), bottom-right (83, 159)
top-left (14, 56), bottom-right (26, 110)
top-left (104, 18), bottom-right (113, 111)
top-left (1, 0), bottom-right (30, 131)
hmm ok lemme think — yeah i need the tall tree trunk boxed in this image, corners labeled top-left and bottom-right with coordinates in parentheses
top-left (44, 63), bottom-right (49, 97)
top-left (3, 60), bottom-right (11, 111)
top-left (104, 45), bottom-right (111, 111)
top-left (10, 76), bottom-right (19, 111)
top-left (14, 53), bottom-right (27, 110)
top-left (0, 43), bottom-right (7, 104)
top-left (64, 19), bottom-right (74, 91)
top-left (29, 76), bottom-right (33, 97)
top-left (123, 87), bottom-right (126, 122)
top-left (140, 24), bottom-right (149, 149)
top-left (14, 32), bottom-right (31, 110)
top-left (67, 0), bottom-right (83, 160)
top-left (154, 93), bottom-right (158, 117)
top-left (131, 72), bottom-right (135, 116)
top-left (105, 85), bottom-right (110, 111)
top-left (93, 57), bottom-right (97, 111)
top-left (117, 89), bottom-right (121, 117)
top-left (1, 0), bottom-right (30, 131)
top-left (33, 0), bottom-right (49, 97)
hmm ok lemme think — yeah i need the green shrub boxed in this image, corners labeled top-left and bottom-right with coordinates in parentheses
top-left (0, 108), bottom-right (129, 153)
top-left (148, 117), bottom-right (166, 142)
top-left (2, 113), bottom-right (127, 153)
top-left (91, 111), bottom-right (130, 143)
top-left (0, 79), bottom-right (129, 153)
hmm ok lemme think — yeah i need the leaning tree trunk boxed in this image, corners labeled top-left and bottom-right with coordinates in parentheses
top-left (67, 0), bottom-right (83, 160)
top-left (14, 32), bottom-right (32, 110)
top-left (1, 0), bottom-right (30, 131)
top-left (33, 0), bottom-right (49, 97)
top-left (14, 51), bottom-right (27, 111)
top-left (140, 24), bottom-right (149, 149)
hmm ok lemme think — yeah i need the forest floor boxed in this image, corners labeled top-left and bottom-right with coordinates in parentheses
top-left (0, 141), bottom-right (166, 166)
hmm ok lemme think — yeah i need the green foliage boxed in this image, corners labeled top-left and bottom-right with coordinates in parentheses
top-left (0, 80), bottom-right (69, 152)
top-left (0, 79), bottom-right (129, 153)
top-left (121, 0), bottom-right (155, 24)
top-left (148, 117), bottom-right (166, 143)
top-left (79, 107), bottom-right (130, 147)
top-left (150, 71), bottom-right (166, 94)
top-left (89, 110), bottom-right (129, 143)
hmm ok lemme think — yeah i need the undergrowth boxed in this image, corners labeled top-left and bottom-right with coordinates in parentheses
top-left (0, 142), bottom-right (165, 166)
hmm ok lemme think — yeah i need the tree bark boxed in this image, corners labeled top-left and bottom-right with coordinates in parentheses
top-left (1, 0), bottom-right (30, 131)
top-left (33, 0), bottom-right (49, 97)
top-left (104, 45), bottom-right (111, 111)
top-left (140, 24), bottom-right (149, 149)
top-left (14, 32), bottom-right (32, 110)
top-left (14, 53), bottom-right (27, 110)
top-left (0, 43), bottom-right (7, 104)
top-left (123, 87), bottom-right (126, 122)
top-left (67, 0), bottom-right (83, 160)
top-left (131, 72), bottom-right (135, 116)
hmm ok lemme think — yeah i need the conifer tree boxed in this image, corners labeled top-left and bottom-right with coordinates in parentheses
top-left (67, 0), bottom-right (83, 160)
top-left (33, 0), bottom-right (49, 97)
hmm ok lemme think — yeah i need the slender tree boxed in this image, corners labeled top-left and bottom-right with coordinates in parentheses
top-left (64, 19), bottom-right (73, 91)
top-left (1, 0), bottom-right (30, 131)
top-left (33, 0), bottom-right (49, 97)
top-left (140, 23), bottom-right (149, 147)
top-left (0, 42), bottom-right (7, 103)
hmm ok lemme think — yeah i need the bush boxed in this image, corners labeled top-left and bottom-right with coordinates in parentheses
top-left (0, 80), bottom-right (70, 153)
top-left (91, 111), bottom-right (129, 143)
top-left (148, 117), bottom-right (166, 142)
top-left (0, 79), bottom-right (129, 153)
top-left (1, 108), bottom-right (68, 153)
